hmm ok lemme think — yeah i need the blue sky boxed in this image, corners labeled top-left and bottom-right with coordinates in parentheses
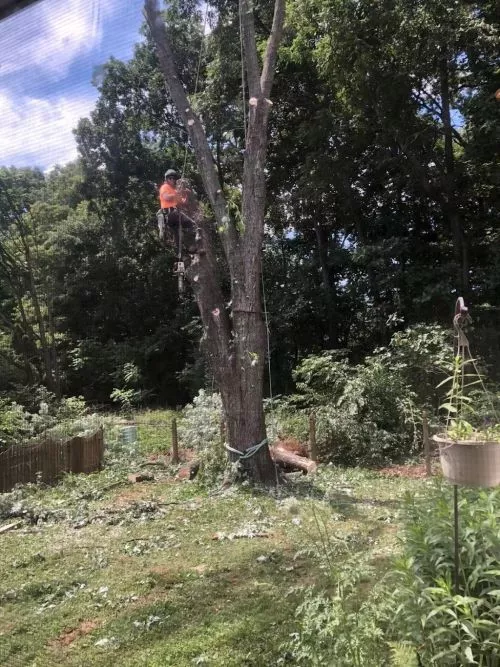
top-left (0, 0), bottom-right (145, 170)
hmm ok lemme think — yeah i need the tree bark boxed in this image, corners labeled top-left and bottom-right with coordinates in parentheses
top-left (315, 223), bottom-right (339, 347)
top-left (439, 57), bottom-right (469, 295)
top-left (145, 0), bottom-right (286, 485)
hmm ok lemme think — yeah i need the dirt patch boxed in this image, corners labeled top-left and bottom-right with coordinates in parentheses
top-left (148, 448), bottom-right (196, 463)
top-left (377, 463), bottom-right (441, 479)
top-left (50, 620), bottom-right (101, 647)
top-left (111, 485), bottom-right (156, 507)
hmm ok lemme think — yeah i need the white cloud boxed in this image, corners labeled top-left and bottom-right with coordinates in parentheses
top-left (0, 90), bottom-right (97, 169)
top-left (0, 0), bottom-right (118, 78)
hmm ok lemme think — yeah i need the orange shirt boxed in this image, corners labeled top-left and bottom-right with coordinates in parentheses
top-left (159, 182), bottom-right (186, 209)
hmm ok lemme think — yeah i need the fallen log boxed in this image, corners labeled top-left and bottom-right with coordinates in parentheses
top-left (0, 520), bottom-right (23, 534)
top-left (270, 446), bottom-right (317, 475)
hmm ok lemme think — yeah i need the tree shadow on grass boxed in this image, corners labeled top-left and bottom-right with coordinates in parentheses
top-left (42, 544), bottom-right (325, 667)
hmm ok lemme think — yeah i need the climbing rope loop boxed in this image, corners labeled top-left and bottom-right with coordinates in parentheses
top-left (225, 438), bottom-right (268, 461)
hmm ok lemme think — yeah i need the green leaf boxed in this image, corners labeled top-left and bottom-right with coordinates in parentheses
top-left (464, 646), bottom-right (476, 664)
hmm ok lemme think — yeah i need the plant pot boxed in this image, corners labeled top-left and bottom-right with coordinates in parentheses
top-left (432, 434), bottom-right (500, 488)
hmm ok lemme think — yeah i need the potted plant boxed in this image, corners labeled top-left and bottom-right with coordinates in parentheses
top-left (432, 299), bottom-right (500, 488)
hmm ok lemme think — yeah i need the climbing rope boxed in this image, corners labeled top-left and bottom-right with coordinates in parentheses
top-left (173, 3), bottom-right (209, 297)
top-left (261, 256), bottom-right (281, 489)
top-left (225, 438), bottom-right (268, 460)
top-left (181, 2), bottom-right (210, 179)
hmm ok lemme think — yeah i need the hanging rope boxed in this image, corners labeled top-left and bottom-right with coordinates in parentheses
top-left (181, 3), bottom-right (210, 179)
top-left (261, 264), bottom-right (281, 490)
top-left (261, 270), bottom-right (273, 406)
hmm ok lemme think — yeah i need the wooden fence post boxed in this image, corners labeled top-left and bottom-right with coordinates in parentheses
top-left (309, 412), bottom-right (318, 462)
top-left (423, 410), bottom-right (431, 477)
top-left (70, 436), bottom-right (84, 474)
top-left (171, 417), bottom-right (179, 464)
top-left (98, 427), bottom-right (104, 470)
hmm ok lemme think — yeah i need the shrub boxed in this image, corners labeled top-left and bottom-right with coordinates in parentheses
top-left (286, 556), bottom-right (396, 666)
top-left (281, 325), bottom-right (454, 464)
top-left (290, 350), bottom-right (353, 408)
top-left (314, 408), bottom-right (407, 467)
top-left (0, 394), bottom-right (93, 449)
top-left (0, 400), bottom-right (31, 450)
top-left (284, 358), bottom-right (419, 465)
top-left (288, 485), bottom-right (500, 666)
top-left (178, 390), bottom-right (227, 484)
top-left (377, 324), bottom-right (451, 406)
top-left (265, 399), bottom-right (309, 444)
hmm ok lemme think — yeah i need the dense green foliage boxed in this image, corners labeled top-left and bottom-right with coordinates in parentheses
top-left (0, 0), bottom-right (499, 426)
top-left (394, 487), bottom-right (500, 665)
top-left (273, 325), bottom-right (451, 464)
top-left (290, 484), bottom-right (500, 666)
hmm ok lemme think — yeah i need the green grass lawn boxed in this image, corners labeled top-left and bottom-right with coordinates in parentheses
top-left (0, 410), bottom-right (430, 666)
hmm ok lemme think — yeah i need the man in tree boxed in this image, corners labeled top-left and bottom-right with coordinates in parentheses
top-left (157, 169), bottom-right (196, 253)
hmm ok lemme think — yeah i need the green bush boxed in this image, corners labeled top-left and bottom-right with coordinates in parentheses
top-left (376, 324), bottom-right (451, 406)
top-left (314, 408), bottom-right (407, 467)
top-left (290, 350), bottom-right (353, 408)
top-left (265, 400), bottom-right (309, 444)
top-left (286, 555), bottom-right (409, 667)
top-left (288, 486), bottom-right (500, 666)
top-left (0, 400), bottom-right (31, 450)
top-left (284, 358), bottom-right (419, 465)
top-left (281, 325), bottom-right (453, 464)
top-left (178, 390), bottom-right (228, 484)
top-left (0, 393), bottom-right (92, 449)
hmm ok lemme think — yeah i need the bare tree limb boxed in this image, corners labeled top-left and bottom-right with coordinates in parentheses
top-left (260, 0), bottom-right (286, 99)
top-left (239, 0), bottom-right (261, 98)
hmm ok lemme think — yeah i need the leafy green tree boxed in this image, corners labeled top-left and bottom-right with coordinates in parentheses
top-left (0, 168), bottom-right (60, 395)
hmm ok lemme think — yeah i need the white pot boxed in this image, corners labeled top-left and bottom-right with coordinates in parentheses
top-left (432, 434), bottom-right (500, 488)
